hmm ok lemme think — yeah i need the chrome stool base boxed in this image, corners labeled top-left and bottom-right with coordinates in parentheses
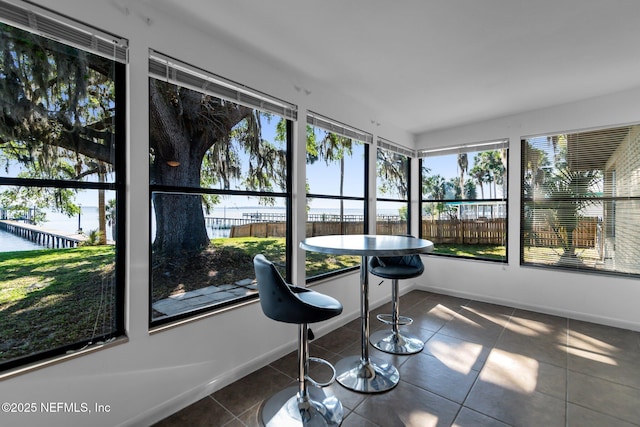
top-left (260, 385), bottom-right (343, 427)
top-left (370, 329), bottom-right (424, 355)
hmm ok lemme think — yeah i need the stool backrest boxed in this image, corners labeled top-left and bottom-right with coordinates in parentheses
top-left (253, 254), bottom-right (301, 323)
top-left (372, 235), bottom-right (424, 272)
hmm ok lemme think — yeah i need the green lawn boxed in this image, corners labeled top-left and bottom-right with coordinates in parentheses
top-left (432, 244), bottom-right (506, 261)
top-left (211, 237), bottom-right (360, 278)
top-left (0, 246), bottom-right (116, 363)
top-left (2, 238), bottom-right (505, 364)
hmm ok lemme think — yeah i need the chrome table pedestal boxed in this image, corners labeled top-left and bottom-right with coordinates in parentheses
top-left (334, 255), bottom-right (399, 392)
top-left (300, 235), bottom-right (433, 394)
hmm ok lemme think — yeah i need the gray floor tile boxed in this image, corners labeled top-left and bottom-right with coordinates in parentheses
top-left (465, 374), bottom-right (566, 427)
top-left (453, 407), bottom-right (511, 427)
top-left (212, 365), bottom-right (293, 416)
top-left (399, 351), bottom-right (479, 403)
top-left (495, 328), bottom-right (567, 368)
top-left (153, 396), bottom-right (234, 427)
top-left (155, 290), bottom-right (640, 427)
top-left (567, 403), bottom-right (640, 427)
top-left (568, 370), bottom-right (640, 424)
top-left (353, 380), bottom-right (460, 427)
top-left (423, 332), bottom-right (492, 372)
top-left (341, 410), bottom-right (381, 427)
top-left (480, 348), bottom-right (566, 399)
top-left (568, 350), bottom-right (640, 389)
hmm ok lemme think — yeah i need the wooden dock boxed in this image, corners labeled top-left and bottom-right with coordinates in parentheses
top-left (0, 220), bottom-right (87, 249)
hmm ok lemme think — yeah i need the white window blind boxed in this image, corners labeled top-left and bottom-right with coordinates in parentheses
top-left (419, 139), bottom-right (509, 158)
top-left (521, 124), bottom-right (640, 275)
top-left (377, 137), bottom-right (416, 158)
top-left (0, 0), bottom-right (128, 63)
top-left (149, 50), bottom-right (297, 120)
top-left (306, 112), bottom-right (373, 144)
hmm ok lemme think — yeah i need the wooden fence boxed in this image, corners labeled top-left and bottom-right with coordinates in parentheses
top-left (230, 217), bottom-right (598, 249)
top-left (421, 219), bottom-right (506, 245)
top-left (230, 222), bottom-right (287, 238)
top-left (524, 217), bottom-right (598, 249)
top-left (231, 220), bottom-right (410, 238)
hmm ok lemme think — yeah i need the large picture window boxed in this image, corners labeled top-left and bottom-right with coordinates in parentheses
top-left (522, 125), bottom-right (640, 276)
top-left (0, 6), bottom-right (126, 371)
top-left (149, 52), bottom-right (293, 325)
top-left (419, 141), bottom-right (508, 262)
top-left (376, 140), bottom-right (411, 236)
top-left (305, 113), bottom-right (370, 279)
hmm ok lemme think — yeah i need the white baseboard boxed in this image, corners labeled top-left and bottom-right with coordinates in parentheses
top-left (416, 284), bottom-right (640, 332)
top-left (122, 306), bottom-right (362, 427)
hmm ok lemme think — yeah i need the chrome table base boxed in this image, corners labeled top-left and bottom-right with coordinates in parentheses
top-left (370, 329), bottom-right (424, 355)
top-left (335, 355), bottom-right (399, 393)
top-left (334, 255), bottom-right (400, 393)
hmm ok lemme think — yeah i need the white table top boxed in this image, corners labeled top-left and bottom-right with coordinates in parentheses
top-left (300, 234), bottom-right (433, 257)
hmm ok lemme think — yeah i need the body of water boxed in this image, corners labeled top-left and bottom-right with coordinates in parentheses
top-left (0, 229), bottom-right (44, 251)
top-left (1, 207), bottom-right (107, 253)
top-left (3, 206), bottom-right (404, 252)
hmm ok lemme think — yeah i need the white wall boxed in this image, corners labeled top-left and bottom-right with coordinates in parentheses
top-left (415, 87), bottom-right (640, 331)
top-left (0, 1), bottom-right (411, 426)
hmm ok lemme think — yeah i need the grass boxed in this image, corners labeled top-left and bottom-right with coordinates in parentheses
top-left (3, 238), bottom-right (504, 364)
top-left (152, 237), bottom-right (360, 299)
top-left (0, 246), bottom-right (116, 363)
top-left (432, 244), bottom-right (506, 261)
top-left (522, 245), bottom-right (602, 268)
top-left (211, 237), bottom-right (360, 277)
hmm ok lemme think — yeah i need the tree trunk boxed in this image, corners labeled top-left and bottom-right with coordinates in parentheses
top-left (340, 157), bottom-right (345, 234)
top-left (149, 81), bottom-right (211, 256)
top-left (98, 168), bottom-right (107, 245)
top-left (148, 79), bottom-right (253, 255)
top-left (152, 160), bottom-right (210, 255)
top-left (98, 188), bottom-right (106, 244)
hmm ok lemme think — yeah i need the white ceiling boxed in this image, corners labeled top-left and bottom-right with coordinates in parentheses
top-left (140, 0), bottom-right (640, 136)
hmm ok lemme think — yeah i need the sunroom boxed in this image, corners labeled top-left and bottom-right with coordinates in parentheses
top-left (1, 1), bottom-right (640, 426)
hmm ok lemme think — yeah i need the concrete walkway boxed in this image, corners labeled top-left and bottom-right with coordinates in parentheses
top-left (152, 278), bottom-right (257, 319)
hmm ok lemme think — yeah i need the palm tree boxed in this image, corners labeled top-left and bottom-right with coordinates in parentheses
top-left (312, 131), bottom-right (353, 224)
top-left (423, 174), bottom-right (447, 219)
top-left (535, 137), bottom-right (602, 265)
top-left (464, 180), bottom-right (477, 200)
top-left (473, 151), bottom-right (504, 199)
top-left (105, 198), bottom-right (116, 242)
top-left (457, 153), bottom-right (468, 199)
top-left (538, 168), bottom-right (601, 264)
top-left (469, 164), bottom-right (488, 199)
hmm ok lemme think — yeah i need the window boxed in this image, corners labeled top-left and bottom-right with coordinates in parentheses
top-left (305, 113), bottom-right (370, 279)
top-left (376, 139), bottom-right (412, 236)
top-left (419, 141), bottom-right (508, 262)
top-left (522, 125), bottom-right (640, 276)
top-left (149, 51), bottom-right (294, 325)
top-left (0, 2), bottom-right (126, 371)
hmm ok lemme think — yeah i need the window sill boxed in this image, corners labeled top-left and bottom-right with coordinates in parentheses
top-left (0, 336), bottom-right (129, 381)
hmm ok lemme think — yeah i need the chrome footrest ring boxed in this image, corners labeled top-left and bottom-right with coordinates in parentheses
top-left (376, 313), bottom-right (413, 326)
top-left (306, 357), bottom-right (337, 388)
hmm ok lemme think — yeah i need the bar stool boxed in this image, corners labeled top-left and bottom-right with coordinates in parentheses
top-left (368, 238), bottom-right (425, 355)
top-left (253, 254), bottom-right (344, 427)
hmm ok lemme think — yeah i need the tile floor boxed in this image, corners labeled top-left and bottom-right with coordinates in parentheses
top-left (154, 290), bottom-right (640, 427)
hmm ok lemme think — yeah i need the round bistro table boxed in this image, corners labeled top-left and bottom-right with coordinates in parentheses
top-left (300, 234), bottom-right (433, 393)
